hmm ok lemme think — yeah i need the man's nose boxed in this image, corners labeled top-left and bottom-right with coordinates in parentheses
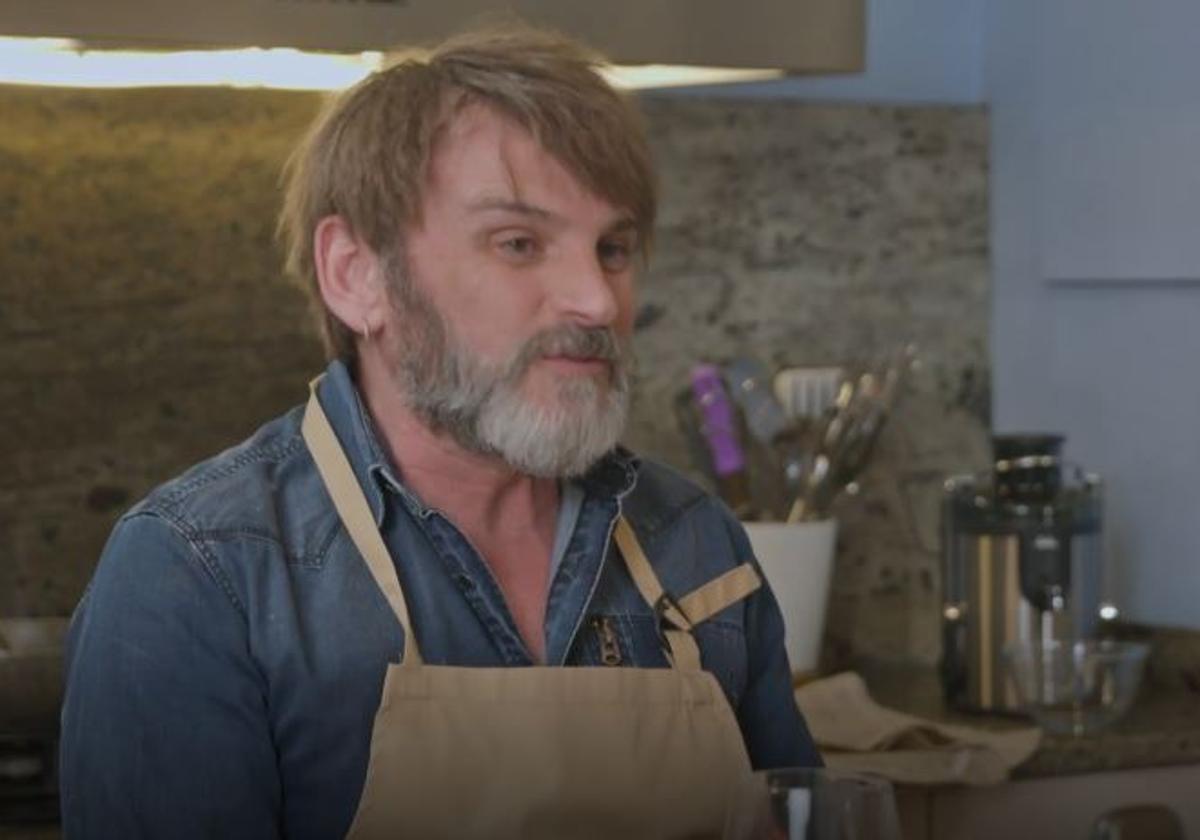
top-left (552, 246), bottom-right (621, 327)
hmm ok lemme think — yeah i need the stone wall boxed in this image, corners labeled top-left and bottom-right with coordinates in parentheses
top-left (631, 97), bottom-right (991, 666)
top-left (0, 87), bottom-right (326, 616)
top-left (0, 86), bottom-right (990, 665)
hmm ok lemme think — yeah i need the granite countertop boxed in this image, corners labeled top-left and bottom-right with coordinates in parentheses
top-left (859, 663), bottom-right (1200, 779)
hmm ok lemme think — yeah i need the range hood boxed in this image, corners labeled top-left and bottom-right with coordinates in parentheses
top-left (0, 0), bottom-right (864, 74)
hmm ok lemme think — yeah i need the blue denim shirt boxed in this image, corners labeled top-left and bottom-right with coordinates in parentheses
top-left (60, 361), bottom-right (821, 839)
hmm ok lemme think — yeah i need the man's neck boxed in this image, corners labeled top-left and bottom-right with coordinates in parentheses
top-left (353, 355), bottom-right (560, 546)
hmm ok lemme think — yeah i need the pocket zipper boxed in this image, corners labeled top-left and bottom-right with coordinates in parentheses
top-left (592, 616), bottom-right (623, 666)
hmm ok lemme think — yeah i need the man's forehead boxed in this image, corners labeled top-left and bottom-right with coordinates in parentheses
top-left (426, 102), bottom-right (629, 222)
top-left (436, 100), bottom-right (515, 150)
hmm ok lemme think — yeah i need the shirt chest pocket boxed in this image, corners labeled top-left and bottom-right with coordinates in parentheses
top-left (573, 612), bottom-right (749, 708)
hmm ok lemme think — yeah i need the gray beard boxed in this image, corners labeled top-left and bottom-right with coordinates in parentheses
top-left (380, 262), bottom-right (632, 478)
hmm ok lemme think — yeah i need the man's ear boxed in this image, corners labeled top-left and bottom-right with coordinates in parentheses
top-left (313, 215), bottom-right (387, 338)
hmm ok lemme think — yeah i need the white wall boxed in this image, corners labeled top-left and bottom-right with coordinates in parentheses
top-left (987, 0), bottom-right (1200, 628)
top-left (658, 0), bottom-right (986, 104)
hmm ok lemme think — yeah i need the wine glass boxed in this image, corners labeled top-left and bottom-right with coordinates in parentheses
top-left (727, 767), bottom-right (903, 840)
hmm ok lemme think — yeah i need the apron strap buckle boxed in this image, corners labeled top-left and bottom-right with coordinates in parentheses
top-left (653, 591), bottom-right (694, 633)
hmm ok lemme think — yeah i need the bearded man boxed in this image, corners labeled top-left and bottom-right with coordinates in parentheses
top-left (60, 25), bottom-right (821, 840)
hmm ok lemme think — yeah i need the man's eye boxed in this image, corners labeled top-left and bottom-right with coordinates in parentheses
top-left (598, 239), bottom-right (633, 272)
top-left (498, 236), bottom-right (540, 259)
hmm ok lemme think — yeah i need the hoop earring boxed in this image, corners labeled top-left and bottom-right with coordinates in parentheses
top-left (360, 318), bottom-right (373, 342)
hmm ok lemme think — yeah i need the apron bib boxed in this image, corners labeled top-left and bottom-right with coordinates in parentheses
top-left (302, 384), bottom-right (766, 839)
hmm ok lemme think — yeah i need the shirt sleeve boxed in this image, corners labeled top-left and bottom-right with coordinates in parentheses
top-left (60, 511), bottom-right (282, 839)
top-left (727, 518), bottom-right (824, 770)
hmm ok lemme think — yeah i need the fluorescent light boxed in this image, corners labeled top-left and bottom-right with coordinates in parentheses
top-left (0, 37), bottom-right (381, 90)
top-left (601, 64), bottom-right (783, 90)
top-left (0, 36), bottom-right (782, 91)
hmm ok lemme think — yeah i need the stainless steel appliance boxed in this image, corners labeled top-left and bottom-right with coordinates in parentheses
top-left (940, 435), bottom-right (1106, 713)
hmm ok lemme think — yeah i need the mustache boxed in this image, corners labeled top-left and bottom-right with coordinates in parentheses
top-left (511, 326), bottom-right (626, 373)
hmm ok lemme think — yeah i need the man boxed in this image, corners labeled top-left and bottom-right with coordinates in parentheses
top-left (61, 25), bottom-right (820, 839)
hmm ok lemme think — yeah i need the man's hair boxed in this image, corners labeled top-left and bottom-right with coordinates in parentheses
top-left (278, 24), bottom-right (658, 360)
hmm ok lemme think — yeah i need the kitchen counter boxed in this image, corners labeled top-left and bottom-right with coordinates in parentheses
top-left (859, 663), bottom-right (1200, 779)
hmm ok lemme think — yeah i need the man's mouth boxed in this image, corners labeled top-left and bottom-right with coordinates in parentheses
top-left (537, 355), bottom-right (612, 375)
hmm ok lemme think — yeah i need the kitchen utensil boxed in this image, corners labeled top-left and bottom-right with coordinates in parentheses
top-left (674, 388), bottom-right (718, 479)
top-left (722, 357), bottom-right (791, 445)
top-left (783, 381), bottom-right (854, 523)
top-left (773, 367), bottom-right (843, 421)
top-left (690, 364), bottom-right (756, 519)
top-left (723, 357), bottom-right (815, 519)
top-left (786, 346), bottom-right (915, 522)
top-left (1003, 639), bottom-right (1149, 736)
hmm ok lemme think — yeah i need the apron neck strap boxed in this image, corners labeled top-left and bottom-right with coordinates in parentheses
top-left (301, 375), bottom-right (704, 672)
top-left (302, 381), bottom-right (424, 666)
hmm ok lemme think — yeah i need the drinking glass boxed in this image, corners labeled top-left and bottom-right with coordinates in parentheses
top-left (758, 768), bottom-right (902, 840)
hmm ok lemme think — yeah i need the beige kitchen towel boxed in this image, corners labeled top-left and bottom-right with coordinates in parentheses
top-left (795, 671), bottom-right (1042, 786)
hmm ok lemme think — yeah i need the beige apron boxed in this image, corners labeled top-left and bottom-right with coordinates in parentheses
top-left (302, 386), bottom-right (768, 840)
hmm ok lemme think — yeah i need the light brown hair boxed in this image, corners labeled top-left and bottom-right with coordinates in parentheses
top-left (278, 24), bottom-right (658, 360)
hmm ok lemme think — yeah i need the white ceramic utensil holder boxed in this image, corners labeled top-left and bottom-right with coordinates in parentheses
top-left (742, 519), bottom-right (838, 676)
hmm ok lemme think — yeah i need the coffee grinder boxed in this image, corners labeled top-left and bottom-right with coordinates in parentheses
top-left (940, 434), bottom-right (1107, 712)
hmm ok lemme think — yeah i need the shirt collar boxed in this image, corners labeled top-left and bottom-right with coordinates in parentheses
top-left (314, 360), bottom-right (403, 526)
top-left (578, 445), bottom-right (640, 502)
top-left (314, 359), bottom-right (642, 525)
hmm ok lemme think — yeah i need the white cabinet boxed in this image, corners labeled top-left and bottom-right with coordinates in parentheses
top-left (1033, 1), bottom-right (1200, 283)
top-left (989, 0), bottom-right (1200, 631)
